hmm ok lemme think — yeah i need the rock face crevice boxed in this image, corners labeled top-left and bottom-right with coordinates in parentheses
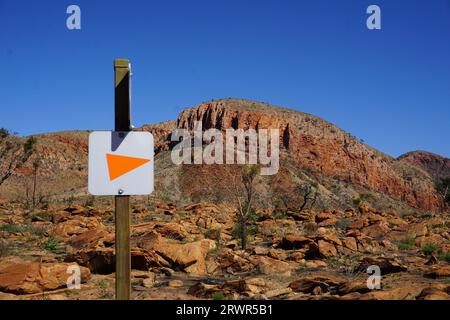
top-left (176, 99), bottom-right (443, 210)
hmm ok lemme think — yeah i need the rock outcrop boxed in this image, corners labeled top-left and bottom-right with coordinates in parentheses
top-left (0, 260), bottom-right (90, 294)
top-left (175, 99), bottom-right (444, 210)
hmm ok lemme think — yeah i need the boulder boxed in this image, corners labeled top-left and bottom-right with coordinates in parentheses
top-left (341, 237), bottom-right (358, 251)
top-left (417, 286), bottom-right (450, 300)
top-left (280, 235), bottom-right (314, 250)
top-left (315, 212), bottom-right (334, 222)
top-left (155, 202), bottom-right (177, 215)
top-left (415, 234), bottom-right (446, 247)
top-left (153, 222), bottom-right (188, 240)
top-left (65, 247), bottom-right (164, 274)
top-left (253, 246), bottom-right (269, 255)
top-left (303, 260), bottom-right (327, 269)
top-left (264, 287), bottom-right (292, 299)
top-left (187, 282), bottom-right (220, 298)
top-left (152, 239), bottom-right (216, 275)
top-left (289, 275), bottom-right (345, 294)
top-left (349, 219), bottom-right (368, 229)
top-left (64, 205), bottom-right (87, 215)
top-left (288, 251), bottom-right (305, 262)
top-left (184, 203), bottom-right (220, 215)
top-left (406, 223), bottom-right (428, 238)
top-left (317, 240), bottom-right (337, 258)
top-left (361, 222), bottom-right (390, 239)
top-left (51, 216), bottom-right (103, 240)
top-left (337, 280), bottom-right (372, 295)
top-left (0, 261), bottom-right (90, 294)
top-left (253, 256), bottom-right (291, 276)
top-left (221, 278), bottom-right (267, 294)
top-left (168, 280), bottom-right (184, 287)
top-left (424, 265), bottom-right (450, 279)
top-left (357, 257), bottom-right (407, 274)
top-left (286, 211), bottom-right (311, 221)
top-left (317, 218), bottom-right (337, 227)
top-left (51, 211), bottom-right (71, 224)
top-left (268, 248), bottom-right (287, 261)
top-left (67, 228), bottom-right (112, 250)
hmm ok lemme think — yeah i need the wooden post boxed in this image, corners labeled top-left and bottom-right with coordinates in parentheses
top-left (114, 59), bottom-right (131, 300)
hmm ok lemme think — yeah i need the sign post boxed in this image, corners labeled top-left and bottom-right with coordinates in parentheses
top-left (114, 59), bottom-right (131, 300)
top-left (88, 59), bottom-right (154, 300)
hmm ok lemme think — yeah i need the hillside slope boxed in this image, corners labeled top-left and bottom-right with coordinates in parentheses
top-left (0, 99), bottom-right (446, 212)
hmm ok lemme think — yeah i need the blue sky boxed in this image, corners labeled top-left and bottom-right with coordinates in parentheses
top-left (1, 0), bottom-right (449, 157)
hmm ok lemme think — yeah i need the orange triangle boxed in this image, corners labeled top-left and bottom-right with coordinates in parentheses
top-left (106, 154), bottom-right (150, 181)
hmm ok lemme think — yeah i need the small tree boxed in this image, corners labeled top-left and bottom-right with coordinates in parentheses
top-left (0, 136), bottom-right (37, 187)
top-left (352, 193), bottom-right (373, 207)
top-left (0, 128), bottom-right (11, 139)
top-left (298, 181), bottom-right (319, 212)
top-left (31, 159), bottom-right (40, 209)
top-left (232, 165), bottom-right (259, 250)
top-left (437, 177), bottom-right (450, 207)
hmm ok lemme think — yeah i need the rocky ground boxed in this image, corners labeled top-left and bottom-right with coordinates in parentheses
top-left (0, 200), bottom-right (449, 300)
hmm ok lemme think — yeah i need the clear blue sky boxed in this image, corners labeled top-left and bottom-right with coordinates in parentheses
top-left (1, 0), bottom-right (449, 157)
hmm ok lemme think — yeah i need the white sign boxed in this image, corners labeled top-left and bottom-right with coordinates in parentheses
top-left (88, 131), bottom-right (154, 196)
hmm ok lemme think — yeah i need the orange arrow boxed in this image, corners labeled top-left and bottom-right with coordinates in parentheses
top-left (106, 154), bottom-right (150, 181)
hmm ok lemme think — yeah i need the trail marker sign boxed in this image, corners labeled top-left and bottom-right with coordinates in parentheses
top-left (88, 131), bottom-right (154, 196)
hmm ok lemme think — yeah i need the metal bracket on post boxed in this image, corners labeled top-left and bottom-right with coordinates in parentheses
top-left (114, 59), bottom-right (131, 300)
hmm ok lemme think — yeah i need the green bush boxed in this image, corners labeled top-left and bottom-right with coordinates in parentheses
top-left (27, 224), bottom-right (47, 237)
top-left (84, 196), bottom-right (95, 207)
top-left (352, 193), bottom-right (373, 207)
top-left (397, 235), bottom-right (416, 250)
top-left (42, 236), bottom-right (60, 253)
top-left (421, 244), bottom-right (440, 255)
top-left (212, 291), bottom-right (225, 300)
top-left (23, 136), bottom-right (37, 154)
top-left (399, 211), bottom-right (415, 218)
top-left (0, 224), bottom-right (25, 234)
top-left (439, 252), bottom-right (450, 263)
top-left (0, 128), bottom-right (11, 138)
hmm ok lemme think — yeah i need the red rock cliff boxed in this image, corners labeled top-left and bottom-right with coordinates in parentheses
top-left (176, 99), bottom-right (442, 210)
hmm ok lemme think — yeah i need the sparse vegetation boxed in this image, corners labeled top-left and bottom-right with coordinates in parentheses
top-left (0, 238), bottom-right (10, 257)
top-left (26, 224), bottom-right (47, 237)
top-left (212, 291), bottom-right (225, 300)
top-left (0, 224), bottom-right (25, 234)
top-left (0, 136), bottom-right (36, 187)
top-left (42, 236), bottom-right (60, 253)
top-left (65, 195), bottom-right (76, 206)
top-left (352, 193), bottom-right (373, 207)
top-left (0, 128), bottom-right (11, 139)
top-left (336, 218), bottom-right (351, 231)
top-left (421, 244), bottom-right (440, 255)
top-left (397, 235), bottom-right (416, 250)
top-left (23, 136), bottom-right (37, 154)
top-left (231, 165), bottom-right (260, 250)
top-left (298, 182), bottom-right (319, 212)
top-left (303, 222), bottom-right (318, 236)
top-left (437, 177), bottom-right (450, 206)
top-left (399, 210), bottom-right (415, 219)
top-left (439, 252), bottom-right (450, 263)
top-left (96, 279), bottom-right (114, 299)
top-left (105, 213), bottom-right (114, 223)
top-left (84, 196), bottom-right (95, 207)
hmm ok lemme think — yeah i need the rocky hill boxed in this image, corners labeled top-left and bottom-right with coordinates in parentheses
top-left (0, 99), bottom-right (447, 212)
top-left (399, 151), bottom-right (450, 184)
